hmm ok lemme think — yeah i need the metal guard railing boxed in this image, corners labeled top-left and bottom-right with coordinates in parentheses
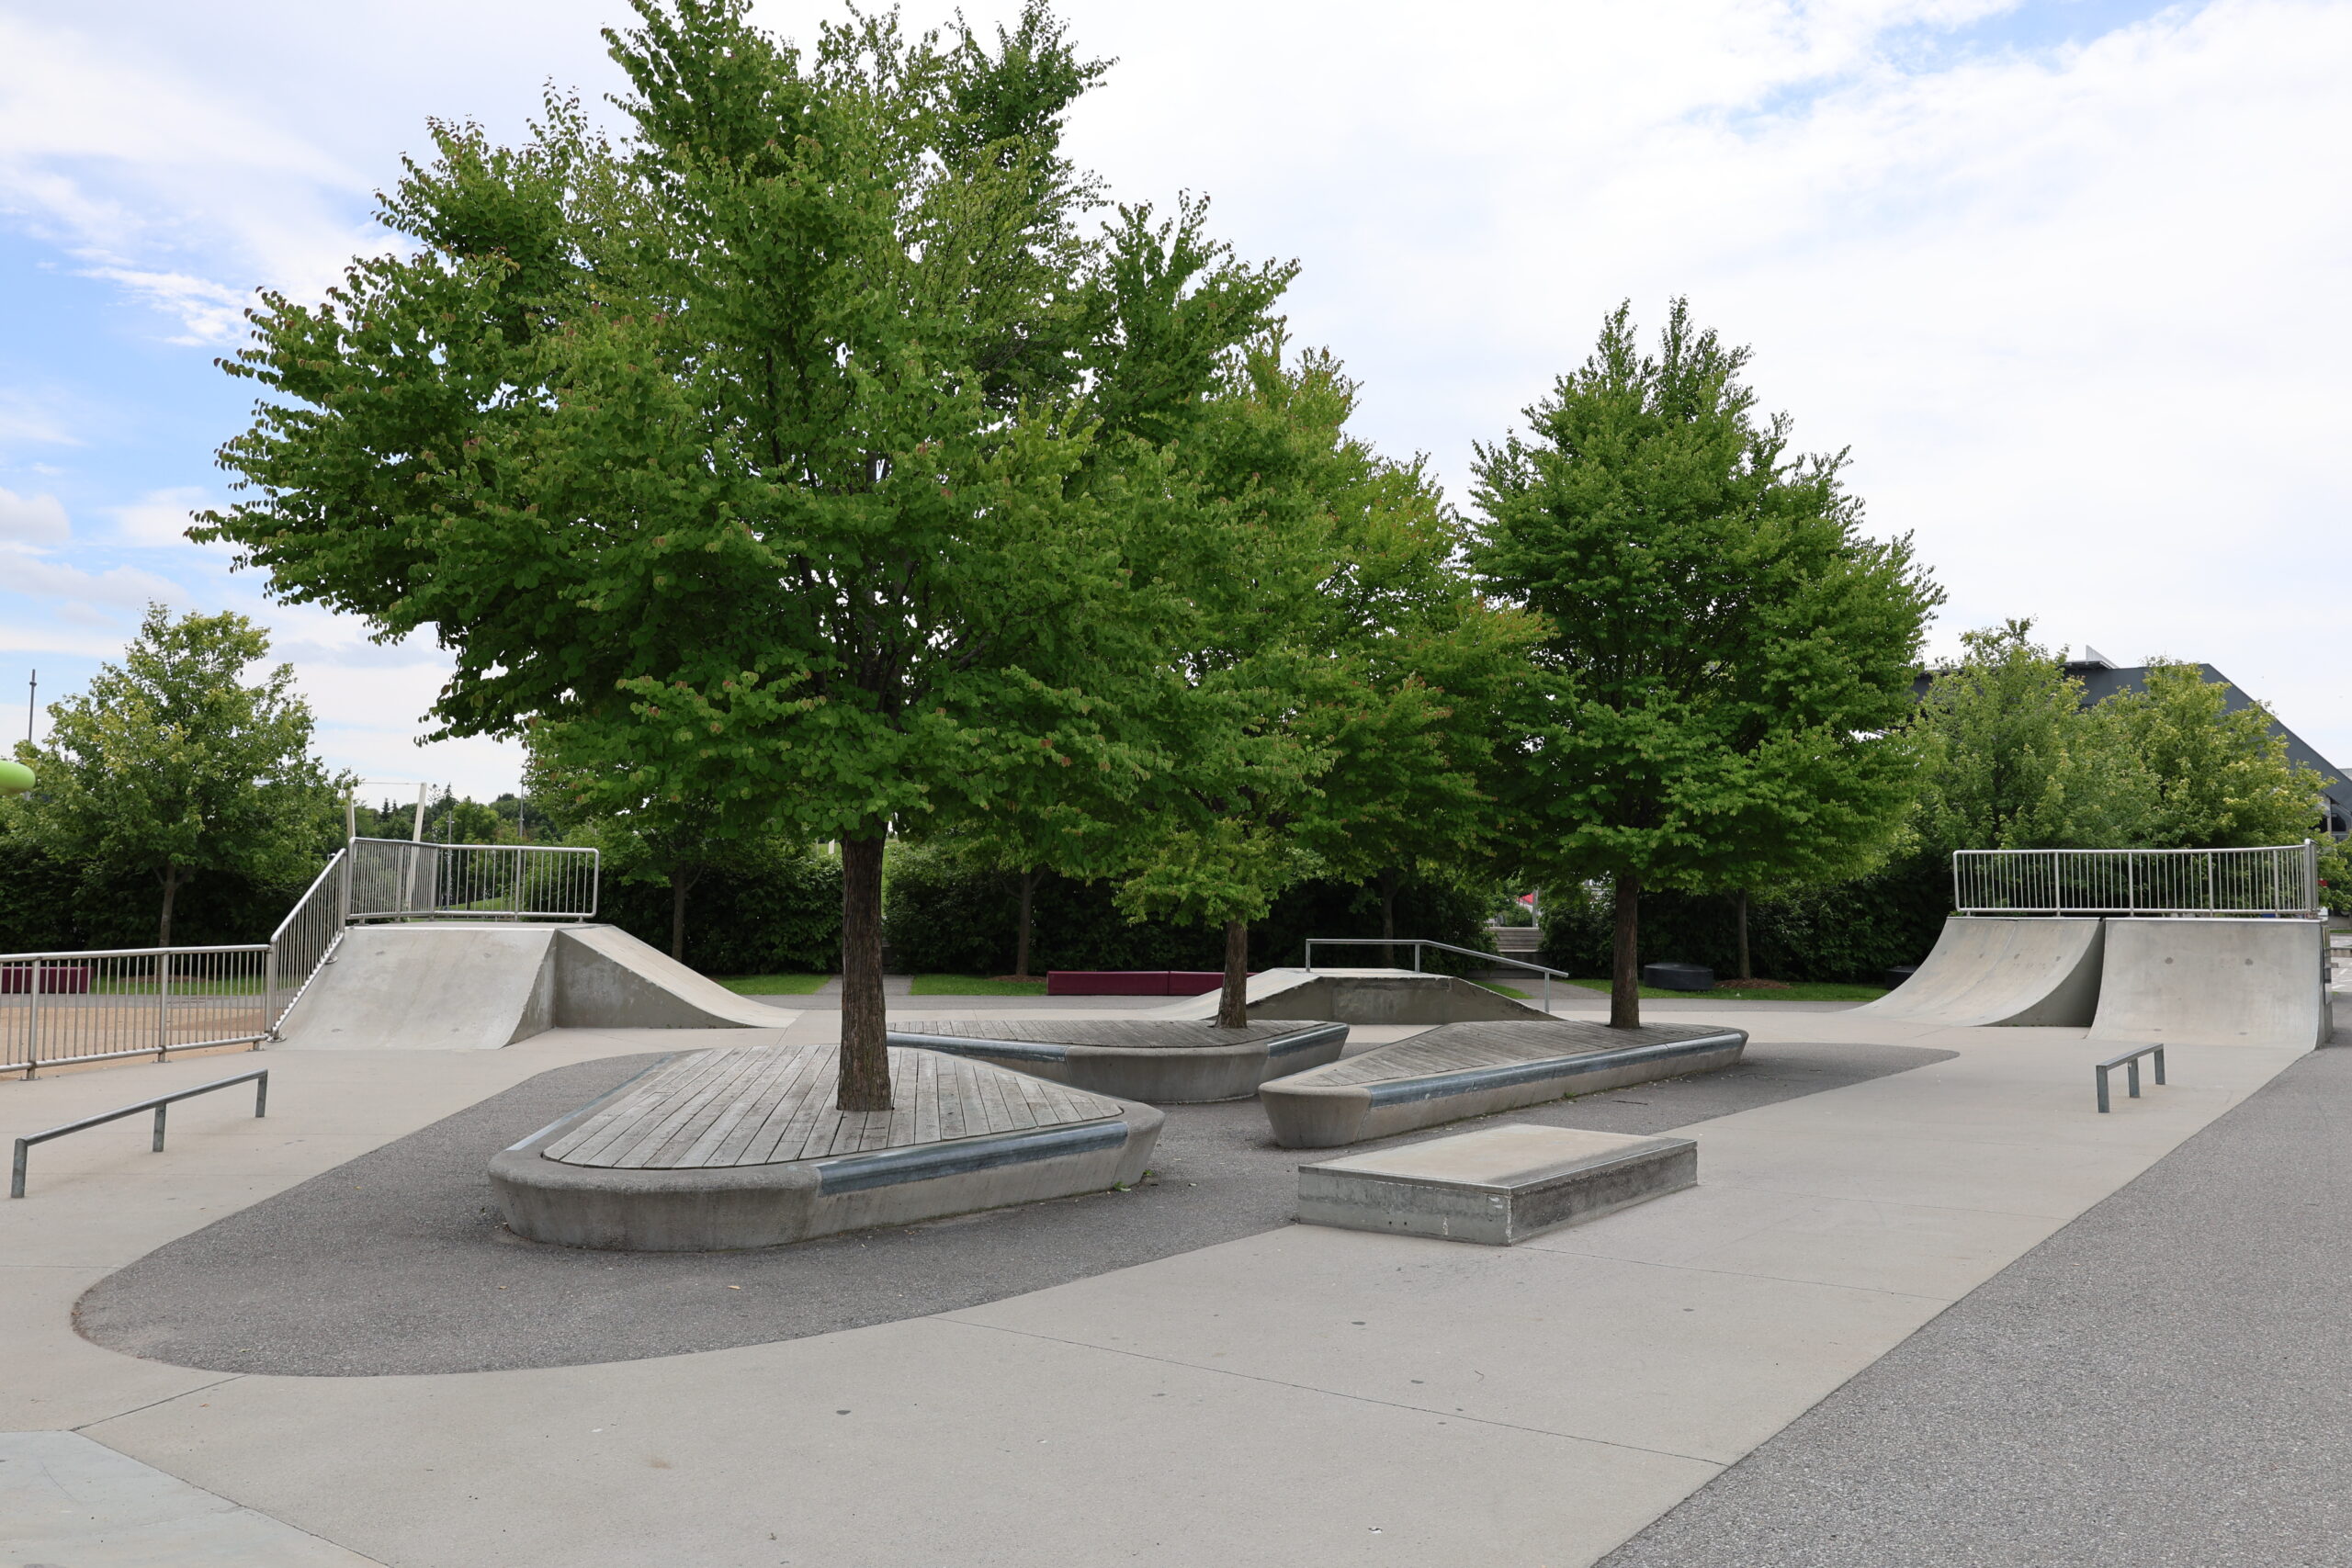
top-left (345, 838), bottom-right (598, 923)
top-left (1952, 841), bottom-right (2319, 918)
top-left (1303, 936), bottom-right (1577, 1013)
top-left (2, 945), bottom-right (270, 1077)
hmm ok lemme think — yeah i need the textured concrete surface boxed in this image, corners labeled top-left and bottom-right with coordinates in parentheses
top-left (1596, 1040), bottom-right (2352, 1568)
top-left (6, 1006), bottom-right (2319, 1568)
top-left (1857, 915), bottom-right (2105, 1026)
top-left (2089, 916), bottom-right (2333, 1049)
top-left (0, 1430), bottom-right (385, 1565)
top-left (76, 1036), bottom-right (1945, 1375)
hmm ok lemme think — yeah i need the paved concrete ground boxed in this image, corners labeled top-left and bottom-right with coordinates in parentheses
top-left (1596, 1037), bottom-right (2352, 1568)
top-left (74, 1036), bottom-right (1947, 1375)
top-left (0, 1006), bottom-right (2317, 1566)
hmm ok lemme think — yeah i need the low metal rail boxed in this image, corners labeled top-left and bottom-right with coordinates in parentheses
top-left (1303, 936), bottom-right (1577, 1013)
top-left (10, 1067), bottom-right (268, 1198)
top-left (2095, 1044), bottom-right (2165, 1113)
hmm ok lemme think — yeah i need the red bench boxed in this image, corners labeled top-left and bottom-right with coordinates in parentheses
top-left (0, 964), bottom-right (93, 994)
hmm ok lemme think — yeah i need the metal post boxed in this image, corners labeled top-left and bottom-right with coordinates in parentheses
top-left (9, 1140), bottom-right (26, 1200)
top-left (25, 957), bottom-right (42, 1078)
top-left (152, 1103), bottom-right (167, 1152)
top-left (2153, 1047), bottom-right (2165, 1087)
top-left (254, 1071), bottom-right (269, 1118)
top-left (2097, 1064), bottom-right (2111, 1113)
top-left (2126, 1057), bottom-right (2141, 1100)
top-left (155, 949), bottom-right (171, 1061)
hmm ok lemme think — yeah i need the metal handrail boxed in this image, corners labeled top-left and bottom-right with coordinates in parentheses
top-left (2, 945), bottom-right (270, 1077)
top-left (1303, 936), bottom-right (1586, 1014)
top-left (2094, 1044), bottom-right (2165, 1113)
top-left (1954, 841), bottom-right (2319, 917)
top-left (266, 847), bottom-right (349, 1038)
top-left (345, 838), bottom-right (599, 922)
top-left (10, 1067), bottom-right (268, 1197)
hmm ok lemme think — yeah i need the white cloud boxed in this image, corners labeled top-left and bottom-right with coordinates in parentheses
top-left (0, 543), bottom-right (184, 610)
top-left (111, 486), bottom-right (206, 547)
top-left (0, 486), bottom-right (69, 544)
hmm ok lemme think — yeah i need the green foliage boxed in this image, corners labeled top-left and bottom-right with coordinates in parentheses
top-left (2318, 839), bottom-right (2352, 917)
top-left (1913, 627), bottom-right (2332, 853)
top-left (1910, 621), bottom-right (2147, 853)
top-left (1537, 854), bottom-right (1951, 984)
top-left (6, 604), bottom-right (343, 946)
top-left (1470, 300), bottom-right (1939, 1019)
top-left (1112, 339), bottom-right (1527, 956)
top-left (595, 836), bottom-right (842, 975)
top-left (885, 838), bottom-right (1487, 975)
top-left (2102, 660), bottom-right (2332, 849)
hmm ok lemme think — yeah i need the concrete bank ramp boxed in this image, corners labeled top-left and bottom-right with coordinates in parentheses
top-left (1149, 967), bottom-right (1552, 1026)
top-left (1856, 917), bottom-right (2105, 1028)
top-left (275, 922), bottom-right (785, 1050)
top-left (2089, 917), bottom-right (2333, 1049)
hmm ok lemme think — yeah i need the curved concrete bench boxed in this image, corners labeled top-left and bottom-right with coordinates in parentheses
top-left (1259, 1020), bottom-right (1747, 1148)
top-left (884, 1020), bottom-right (1348, 1103)
top-left (492, 1043), bottom-right (1160, 1250)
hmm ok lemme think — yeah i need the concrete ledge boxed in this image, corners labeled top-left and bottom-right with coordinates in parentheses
top-left (1260, 1020), bottom-right (1747, 1148)
top-left (1150, 968), bottom-right (1554, 1025)
top-left (884, 1020), bottom-right (1349, 1103)
top-left (1298, 1122), bottom-right (1698, 1245)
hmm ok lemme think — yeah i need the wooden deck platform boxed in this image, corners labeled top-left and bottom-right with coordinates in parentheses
top-left (1303, 1019), bottom-right (1708, 1087)
top-left (543, 1044), bottom-right (1125, 1171)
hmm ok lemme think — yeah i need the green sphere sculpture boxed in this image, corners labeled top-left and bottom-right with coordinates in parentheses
top-left (0, 759), bottom-right (33, 797)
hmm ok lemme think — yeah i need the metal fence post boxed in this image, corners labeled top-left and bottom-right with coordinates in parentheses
top-left (155, 949), bottom-right (171, 1061)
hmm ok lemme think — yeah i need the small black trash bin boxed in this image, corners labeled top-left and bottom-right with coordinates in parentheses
top-left (1640, 962), bottom-right (1714, 992)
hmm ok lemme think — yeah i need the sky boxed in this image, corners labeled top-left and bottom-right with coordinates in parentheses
top-left (3, 0), bottom-right (2346, 799)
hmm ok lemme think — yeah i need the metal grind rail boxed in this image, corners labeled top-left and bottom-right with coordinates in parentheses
top-left (1303, 936), bottom-right (1580, 1012)
top-left (1954, 841), bottom-right (2319, 918)
top-left (2095, 1044), bottom-right (2165, 1113)
top-left (10, 1067), bottom-right (268, 1197)
top-left (1, 945), bottom-right (268, 1077)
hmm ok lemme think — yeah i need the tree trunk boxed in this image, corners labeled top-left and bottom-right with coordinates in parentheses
top-left (1610, 871), bottom-right (1641, 1029)
top-left (669, 868), bottom-right (690, 962)
top-left (156, 861), bottom-right (180, 950)
top-left (1378, 866), bottom-right (1400, 968)
top-left (1012, 866), bottom-right (1038, 978)
top-left (1216, 918), bottom-right (1250, 1030)
top-left (1736, 890), bottom-right (1751, 983)
top-left (837, 836), bottom-right (891, 1112)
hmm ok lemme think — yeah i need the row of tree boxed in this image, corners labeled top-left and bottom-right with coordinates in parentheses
top-left (10, 1), bottom-right (2330, 1117)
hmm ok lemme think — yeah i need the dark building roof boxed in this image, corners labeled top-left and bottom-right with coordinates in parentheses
top-left (1912, 651), bottom-right (2349, 837)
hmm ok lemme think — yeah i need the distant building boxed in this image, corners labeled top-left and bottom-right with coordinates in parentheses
top-left (1914, 646), bottom-right (2349, 839)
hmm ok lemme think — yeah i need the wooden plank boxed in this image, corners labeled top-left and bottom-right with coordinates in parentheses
top-left (714, 1045), bottom-right (828, 1168)
top-left (743, 1050), bottom-right (840, 1167)
top-left (607, 1049), bottom-right (770, 1168)
top-left (935, 1058), bottom-right (969, 1141)
top-left (548, 1051), bottom-right (732, 1165)
top-left (678, 1046), bottom-right (809, 1168)
top-left (631, 1049), bottom-right (775, 1167)
top-left (911, 1051), bottom-right (941, 1145)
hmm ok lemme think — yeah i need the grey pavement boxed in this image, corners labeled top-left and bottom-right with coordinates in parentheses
top-left (76, 1035), bottom-right (1951, 1375)
top-left (1598, 1037), bottom-right (2352, 1568)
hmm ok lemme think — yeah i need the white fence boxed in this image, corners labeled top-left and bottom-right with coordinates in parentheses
top-left (6, 840), bottom-right (600, 1074)
top-left (1952, 841), bottom-right (2319, 918)
top-left (345, 838), bottom-right (599, 923)
top-left (1, 945), bottom-right (270, 1077)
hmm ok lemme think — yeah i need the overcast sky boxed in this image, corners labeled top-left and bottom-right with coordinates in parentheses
top-left (3, 0), bottom-right (2346, 801)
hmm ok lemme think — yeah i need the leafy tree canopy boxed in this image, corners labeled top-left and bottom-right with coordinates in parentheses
top-left (1470, 299), bottom-right (1939, 1024)
top-left (7, 604), bottom-right (343, 947)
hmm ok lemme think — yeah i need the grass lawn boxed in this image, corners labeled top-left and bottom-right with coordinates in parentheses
top-left (716, 974), bottom-right (832, 996)
top-left (910, 975), bottom-right (1049, 997)
top-left (1563, 977), bottom-right (1887, 1002)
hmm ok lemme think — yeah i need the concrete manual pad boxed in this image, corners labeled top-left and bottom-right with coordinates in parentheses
top-left (1300, 1122), bottom-right (1698, 1244)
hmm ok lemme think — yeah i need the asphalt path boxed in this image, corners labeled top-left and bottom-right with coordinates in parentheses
top-left (74, 1033), bottom-right (1947, 1378)
top-left (1598, 1038), bottom-right (2352, 1568)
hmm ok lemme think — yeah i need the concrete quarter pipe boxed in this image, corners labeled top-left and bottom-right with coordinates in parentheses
top-left (1858, 917), bottom-right (2106, 1028)
top-left (274, 923), bottom-right (787, 1050)
top-left (2088, 917), bottom-right (2334, 1050)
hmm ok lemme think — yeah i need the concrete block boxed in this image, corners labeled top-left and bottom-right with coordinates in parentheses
top-left (1298, 1122), bottom-right (1697, 1246)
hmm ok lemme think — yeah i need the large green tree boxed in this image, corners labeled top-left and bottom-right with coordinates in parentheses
top-left (10, 604), bottom-right (341, 947)
top-left (1111, 341), bottom-right (1519, 1027)
top-left (199, 1), bottom-right (1282, 1110)
top-left (2103, 660), bottom-right (2331, 849)
top-left (1470, 301), bottom-right (1939, 1026)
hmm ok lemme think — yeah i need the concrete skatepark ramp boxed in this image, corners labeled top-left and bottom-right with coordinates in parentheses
top-left (1858, 917), bottom-right (2106, 1028)
top-left (274, 923), bottom-right (783, 1050)
top-left (2088, 917), bottom-right (2334, 1049)
top-left (1151, 967), bottom-right (1551, 1026)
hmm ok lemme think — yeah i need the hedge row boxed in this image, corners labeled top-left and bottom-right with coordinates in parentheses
top-left (0, 827), bottom-right (320, 953)
top-left (1536, 855), bottom-right (1954, 984)
top-left (879, 845), bottom-right (1489, 976)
